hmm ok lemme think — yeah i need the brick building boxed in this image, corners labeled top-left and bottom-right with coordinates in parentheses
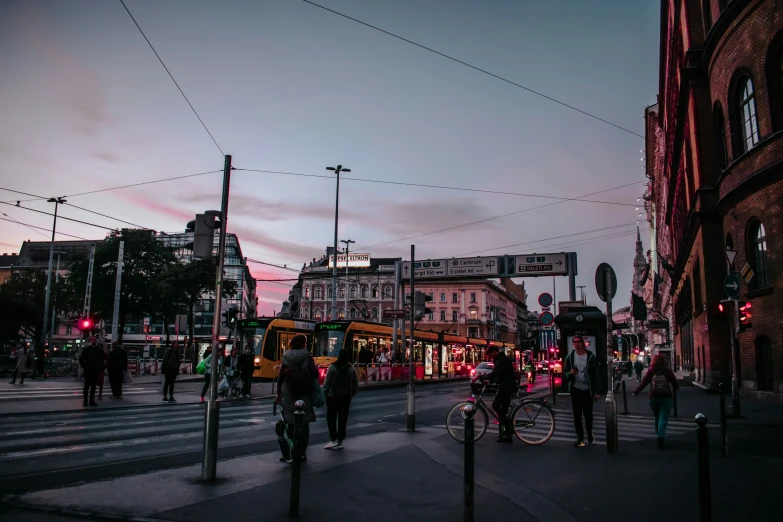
top-left (644, 0), bottom-right (782, 397)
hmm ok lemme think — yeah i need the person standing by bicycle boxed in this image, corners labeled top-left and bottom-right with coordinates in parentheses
top-left (564, 336), bottom-right (599, 447)
top-left (482, 345), bottom-right (516, 443)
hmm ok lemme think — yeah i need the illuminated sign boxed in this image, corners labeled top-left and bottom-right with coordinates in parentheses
top-left (316, 324), bottom-right (345, 331)
top-left (328, 253), bottom-right (371, 268)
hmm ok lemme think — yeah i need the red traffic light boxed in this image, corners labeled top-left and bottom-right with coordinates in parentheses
top-left (718, 303), bottom-right (725, 313)
top-left (76, 318), bottom-right (94, 330)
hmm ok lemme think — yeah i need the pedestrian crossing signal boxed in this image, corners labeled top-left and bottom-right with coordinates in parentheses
top-left (75, 317), bottom-right (94, 332)
top-left (739, 301), bottom-right (752, 333)
top-left (714, 302), bottom-right (729, 323)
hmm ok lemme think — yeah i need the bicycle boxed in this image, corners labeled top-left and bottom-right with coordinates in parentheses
top-left (446, 383), bottom-right (555, 445)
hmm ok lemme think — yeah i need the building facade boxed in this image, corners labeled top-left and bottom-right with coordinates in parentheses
top-left (645, 0), bottom-right (783, 396)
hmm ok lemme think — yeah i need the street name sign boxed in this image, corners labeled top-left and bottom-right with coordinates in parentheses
top-left (401, 259), bottom-right (446, 279)
top-left (514, 253), bottom-right (567, 276)
top-left (446, 256), bottom-right (499, 277)
top-left (382, 309), bottom-right (407, 320)
top-left (724, 274), bottom-right (740, 298)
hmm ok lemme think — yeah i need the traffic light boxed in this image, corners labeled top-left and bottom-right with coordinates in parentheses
top-left (75, 317), bottom-right (94, 332)
top-left (413, 291), bottom-right (433, 320)
top-left (222, 307), bottom-right (239, 328)
top-left (186, 212), bottom-right (221, 259)
top-left (714, 302), bottom-right (730, 323)
top-left (739, 301), bottom-right (752, 333)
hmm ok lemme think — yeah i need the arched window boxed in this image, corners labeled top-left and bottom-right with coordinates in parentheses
top-left (372, 307), bottom-right (378, 319)
top-left (314, 287), bottom-right (322, 299)
top-left (361, 286), bottom-right (368, 298)
top-left (314, 308), bottom-right (322, 321)
top-left (747, 220), bottom-right (769, 288)
top-left (350, 286), bottom-right (357, 298)
top-left (372, 286), bottom-right (379, 298)
top-left (713, 102), bottom-right (728, 169)
top-left (755, 336), bottom-right (774, 391)
top-left (737, 77), bottom-right (760, 153)
top-left (339, 287), bottom-right (345, 298)
top-left (384, 286), bottom-right (392, 299)
top-left (349, 308), bottom-right (355, 319)
top-left (338, 308), bottom-right (345, 319)
top-left (327, 287), bottom-right (333, 299)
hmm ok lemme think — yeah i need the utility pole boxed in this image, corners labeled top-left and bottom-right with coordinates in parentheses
top-left (110, 242), bottom-right (125, 343)
top-left (567, 252), bottom-right (577, 301)
top-left (604, 266), bottom-right (618, 453)
top-left (407, 245), bottom-right (416, 431)
top-left (48, 251), bottom-right (65, 350)
top-left (577, 285), bottom-right (586, 303)
top-left (327, 165), bottom-right (350, 320)
top-left (82, 244), bottom-right (96, 319)
top-left (341, 239), bottom-right (354, 318)
top-left (202, 154), bottom-right (232, 481)
top-left (40, 197), bottom-right (66, 355)
top-left (392, 261), bottom-right (401, 361)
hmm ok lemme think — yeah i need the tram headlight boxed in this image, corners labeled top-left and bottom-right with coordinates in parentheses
top-left (254, 357), bottom-right (260, 364)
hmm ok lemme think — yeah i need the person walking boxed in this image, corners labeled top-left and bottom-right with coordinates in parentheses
top-left (323, 349), bottom-right (359, 449)
top-left (96, 343), bottom-right (108, 400)
top-left (107, 341), bottom-right (128, 399)
top-left (162, 341), bottom-right (182, 403)
top-left (481, 345), bottom-right (517, 443)
top-left (200, 347), bottom-right (224, 402)
top-left (276, 334), bottom-right (318, 462)
top-left (238, 341), bottom-right (254, 399)
top-left (634, 359), bottom-right (644, 382)
top-left (564, 336), bottom-right (600, 447)
top-left (225, 346), bottom-right (240, 399)
top-left (9, 345), bottom-right (30, 384)
top-left (633, 354), bottom-right (680, 449)
top-left (79, 337), bottom-right (105, 407)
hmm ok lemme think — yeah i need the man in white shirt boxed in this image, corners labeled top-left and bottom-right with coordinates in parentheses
top-left (564, 336), bottom-right (599, 447)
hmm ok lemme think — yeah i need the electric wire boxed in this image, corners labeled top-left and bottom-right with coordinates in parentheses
top-left (301, 0), bottom-right (644, 139)
top-left (64, 170), bottom-right (223, 198)
top-left (0, 216), bottom-right (90, 240)
top-left (2, 213), bottom-right (51, 239)
top-left (0, 201), bottom-right (116, 231)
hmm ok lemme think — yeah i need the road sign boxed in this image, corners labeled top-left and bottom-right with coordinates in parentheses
top-left (446, 256), bottom-right (499, 277)
top-left (723, 274), bottom-right (740, 298)
top-left (740, 262), bottom-right (755, 283)
top-left (514, 253), bottom-right (568, 276)
top-left (382, 309), bottom-right (407, 320)
top-left (538, 293), bottom-right (553, 308)
top-left (725, 249), bottom-right (737, 268)
top-left (595, 263), bottom-right (617, 303)
top-left (401, 259), bottom-right (446, 279)
top-left (540, 311), bottom-right (555, 326)
top-left (558, 301), bottom-right (583, 315)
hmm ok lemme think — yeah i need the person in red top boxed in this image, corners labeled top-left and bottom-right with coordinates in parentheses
top-left (633, 354), bottom-right (679, 449)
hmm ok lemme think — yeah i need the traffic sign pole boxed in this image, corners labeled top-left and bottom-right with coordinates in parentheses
top-left (596, 263), bottom-right (619, 454)
top-left (730, 298), bottom-right (741, 417)
top-left (407, 245), bottom-right (416, 432)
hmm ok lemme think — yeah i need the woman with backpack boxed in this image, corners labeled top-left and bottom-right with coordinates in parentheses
top-left (323, 349), bottom-right (359, 450)
top-left (633, 354), bottom-right (680, 448)
top-left (276, 334), bottom-right (318, 462)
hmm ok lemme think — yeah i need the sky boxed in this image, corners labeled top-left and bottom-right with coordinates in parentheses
top-left (0, 0), bottom-right (659, 315)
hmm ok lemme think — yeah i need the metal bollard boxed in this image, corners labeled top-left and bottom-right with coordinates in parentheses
top-left (672, 388), bottom-right (678, 417)
top-left (289, 400), bottom-right (305, 518)
top-left (621, 380), bottom-right (628, 415)
top-left (462, 403), bottom-right (475, 522)
top-left (718, 384), bottom-right (729, 457)
top-left (550, 371), bottom-right (556, 406)
top-left (695, 414), bottom-right (712, 522)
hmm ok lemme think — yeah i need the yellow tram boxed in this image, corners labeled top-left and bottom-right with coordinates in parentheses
top-left (235, 318), bottom-right (316, 378)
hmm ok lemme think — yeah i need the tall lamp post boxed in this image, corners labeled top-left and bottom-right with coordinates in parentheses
top-left (41, 197), bottom-right (66, 358)
top-left (341, 239), bottom-right (354, 318)
top-left (326, 165), bottom-right (350, 321)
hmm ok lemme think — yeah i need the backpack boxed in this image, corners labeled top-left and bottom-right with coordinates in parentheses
top-left (651, 372), bottom-right (672, 397)
top-left (331, 364), bottom-right (353, 398)
top-left (286, 357), bottom-right (313, 396)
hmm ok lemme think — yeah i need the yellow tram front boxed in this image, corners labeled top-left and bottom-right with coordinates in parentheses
top-left (236, 317), bottom-right (316, 378)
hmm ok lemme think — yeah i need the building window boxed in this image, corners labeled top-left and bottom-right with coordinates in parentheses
top-left (427, 310), bottom-right (434, 321)
top-left (327, 287), bottom-right (333, 299)
top-left (314, 308), bottom-right (322, 320)
top-left (350, 308), bottom-right (355, 319)
top-left (338, 308), bottom-right (345, 319)
top-left (755, 336), bottom-right (774, 391)
top-left (737, 77), bottom-right (760, 153)
top-left (452, 293), bottom-right (458, 303)
top-left (361, 286), bottom-right (368, 298)
top-left (452, 310), bottom-right (458, 322)
top-left (350, 286), bottom-right (357, 298)
top-left (372, 307), bottom-right (378, 319)
top-left (440, 310), bottom-right (446, 321)
top-left (713, 103), bottom-right (728, 169)
top-left (469, 309), bottom-right (478, 320)
top-left (314, 287), bottom-right (322, 299)
top-left (384, 286), bottom-right (392, 299)
top-left (440, 293), bottom-right (446, 302)
top-left (470, 292), bottom-right (476, 303)
top-left (304, 287), bottom-right (310, 299)
top-left (747, 221), bottom-right (769, 288)
top-left (693, 258), bottom-right (703, 314)
top-left (66, 326), bottom-right (72, 336)
top-left (339, 287), bottom-right (345, 298)
top-left (468, 327), bottom-right (479, 338)
top-left (372, 286), bottom-right (378, 298)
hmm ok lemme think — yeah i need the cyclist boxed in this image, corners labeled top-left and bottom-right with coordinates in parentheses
top-left (481, 345), bottom-right (517, 443)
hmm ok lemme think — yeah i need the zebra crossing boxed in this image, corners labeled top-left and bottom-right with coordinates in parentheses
top-left (0, 383), bottom-right (162, 402)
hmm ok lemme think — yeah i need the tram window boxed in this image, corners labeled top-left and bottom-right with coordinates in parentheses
top-left (263, 329), bottom-right (277, 361)
top-left (316, 330), bottom-right (344, 358)
top-left (250, 329), bottom-right (266, 356)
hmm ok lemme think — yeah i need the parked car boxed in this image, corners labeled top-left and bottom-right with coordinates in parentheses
top-left (471, 362), bottom-right (528, 394)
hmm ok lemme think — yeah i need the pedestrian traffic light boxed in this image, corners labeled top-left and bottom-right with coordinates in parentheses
top-left (413, 291), bottom-right (433, 320)
top-left (75, 317), bottom-right (93, 331)
top-left (739, 301), bottom-right (752, 333)
top-left (714, 302), bottom-right (729, 323)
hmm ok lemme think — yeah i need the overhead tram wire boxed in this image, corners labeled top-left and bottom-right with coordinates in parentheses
top-left (64, 170), bottom-right (224, 198)
top-left (2, 213), bottom-right (52, 239)
top-left (118, 0), bottom-right (224, 156)
top-left (235, 169), bottom-right (638, 207)
top-left (301, 0), bottom-right (644, 139)
top-left (0, 201), bottom-right (116, 231)
top-left (0, 216), bottom-right (89, 241)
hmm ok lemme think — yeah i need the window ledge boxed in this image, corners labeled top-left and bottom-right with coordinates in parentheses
top-left (745, 287), bottom-right (774, 299)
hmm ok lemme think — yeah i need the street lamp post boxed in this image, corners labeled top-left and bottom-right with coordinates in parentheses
top-left (341, 239), bottom-right (354, 318)
top-left (41, 197), bottom-right (66, 357)
top-left (326, 165), bottom-right (350, 321)
top-left (48, 251), bottom-right (66, 350)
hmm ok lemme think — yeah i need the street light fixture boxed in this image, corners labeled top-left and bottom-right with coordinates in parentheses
top-left (326, 165), bottom-right (350, 321)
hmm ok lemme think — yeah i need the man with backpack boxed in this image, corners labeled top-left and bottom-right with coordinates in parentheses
top-left (323, 349), bottom-right (359, 449)
top-left (634, 354), bottom-right (680, 448)
top-left (564, 336), bottom-right (600, 447)
top-left (276, 334), bottom-right (319, 462)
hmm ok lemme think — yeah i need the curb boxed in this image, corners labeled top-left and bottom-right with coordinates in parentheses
top-left (2, 498), bottom-right (165, 522)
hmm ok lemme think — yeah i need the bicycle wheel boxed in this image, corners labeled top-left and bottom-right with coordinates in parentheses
top-left (512, 400), bottom-right (555, 445)
top-left (446, 401), bottom-right (488, 443)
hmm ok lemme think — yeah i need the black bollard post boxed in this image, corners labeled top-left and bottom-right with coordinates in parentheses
top-left (462, 403), bottom-right (475, 522)
top-left (550, 370), bottom-right (556, 406)
top-left (672, 388), bottom-right (678, 418)
top-left (621, 380), bottom-right (628, 415)
top-left (718, 384), bottom-right (728, 457)
top-left (289, 400), bottom-right (304, 518)
top-left (695, 414), bottom-right (712, 522)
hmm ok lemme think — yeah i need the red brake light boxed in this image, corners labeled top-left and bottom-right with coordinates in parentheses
top-left (470, 369), bottom-right (475, 376)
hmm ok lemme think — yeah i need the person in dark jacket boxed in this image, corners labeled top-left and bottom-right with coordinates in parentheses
top-left (107, 341), bottom-right (128, 399)
top-left (79, 337), bottom-right (105, 407)
top-left (634, 354), bottom-right (680, 448)
top-left (633, 359), bottom-right (644, 381)
top-left (275, 334), bottom-right (319, 462)
top-left (482, 346), bottom-right (517, 443)
top-left (238, 341), bottom-right (254, 399)
top-left (162, 341), bottom-right (182, 403)
top-left (564, 336), bottom-right (600, 447)
top-left (323, 349), bottom-right (359, 449)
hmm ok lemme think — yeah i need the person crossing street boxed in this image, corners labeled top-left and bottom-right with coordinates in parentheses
top-left (564, 336), bottom-right (599, 447)
top-left (107, 342), bottom-right (128, 399)
top-left (482, 345), bottom-right (517, 443)
top-left (79, 337), bottom-right (105, 407)
top-left (162, 341), bottom-right (182, 403)
top-left (9, 345), bottom-right (30, 385)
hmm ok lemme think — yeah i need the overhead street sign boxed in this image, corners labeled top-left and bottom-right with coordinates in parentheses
top-left (447, 256), bottom-right (499, 277)
top-left (402, 259), bottom-right (446, 279)
top-left (724, 274), bottom-right (740, 299)
top-left (514, 253), bottom-right (568, 276)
